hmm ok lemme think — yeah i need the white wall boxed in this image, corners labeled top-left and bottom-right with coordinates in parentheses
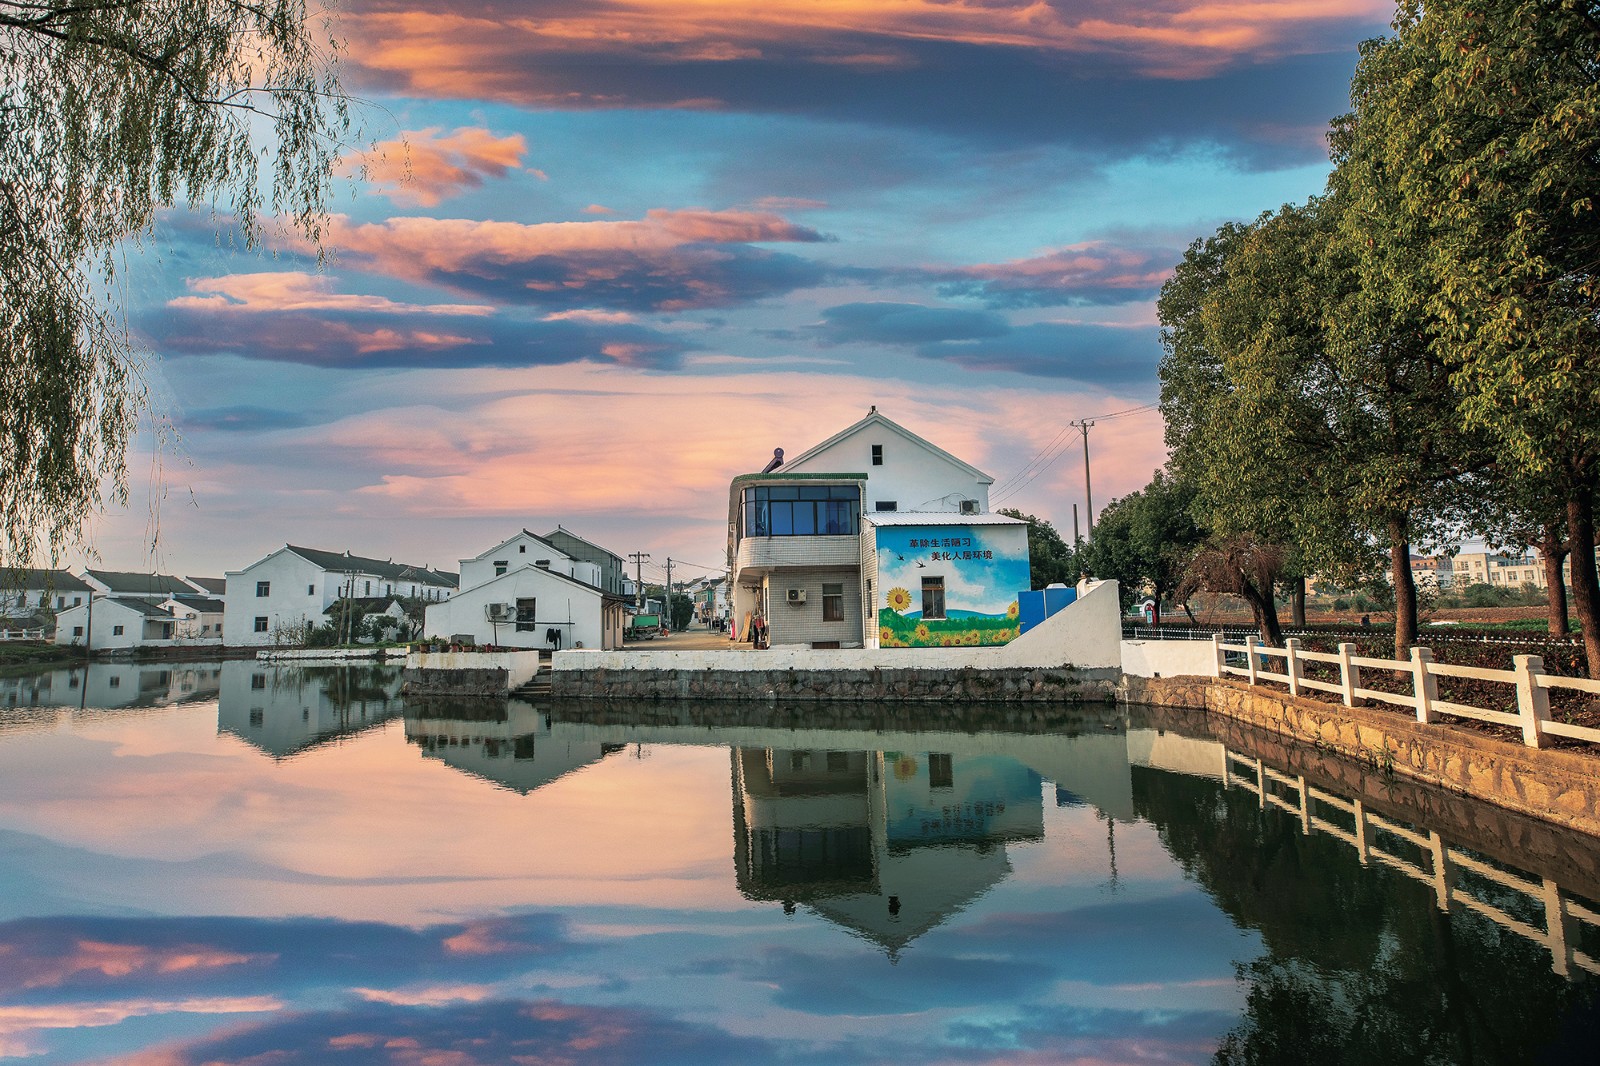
top-left (1120, 638), bottom-right (1219, 679)
top-left (225, 551), bottom-right (326, 646)
top-left (425, 567), bottom-right (608, 650)
top-left (405, 649), bottom-right (546, 690)
top-left (784, 421), bottom-right (989, 513)
top-left (459, 533), bottom-right (576, 590)
top-left (556, 580), bottom-right (1122, 673)
top-left (52, 600), bottom-right (222, 650)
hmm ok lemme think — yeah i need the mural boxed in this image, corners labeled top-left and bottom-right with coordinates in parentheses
top-left (875, 523), bottom-right (1030, 648)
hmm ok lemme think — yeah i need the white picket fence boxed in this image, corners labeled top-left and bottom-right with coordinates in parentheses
top-left (0, 627), bottom-right (45, 642)
top-left (1223, 748), bottom-right (1600, 980)
top-left (1211, 633), bottom-right (1600, 749)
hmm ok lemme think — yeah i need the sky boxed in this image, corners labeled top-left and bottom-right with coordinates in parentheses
top-left (86, 0), bottom-right (1398, 584)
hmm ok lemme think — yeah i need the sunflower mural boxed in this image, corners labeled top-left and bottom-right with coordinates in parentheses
top-left (873, 521), bottom-right (1031, 648)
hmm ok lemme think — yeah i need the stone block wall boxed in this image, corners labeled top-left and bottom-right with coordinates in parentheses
top-left (552, 664), bottom-right (1120, 703)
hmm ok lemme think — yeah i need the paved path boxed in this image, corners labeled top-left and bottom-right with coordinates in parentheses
top-left (623, 622), bottom-right (746, 651)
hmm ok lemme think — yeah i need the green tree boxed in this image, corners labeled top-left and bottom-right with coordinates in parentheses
top-left (1084, 469), bottom-right (1203, 624)
top-left (1342, 0), bottom-right (1600, 673)
top-left (996, 508), bottom-right (1078, 590)
top-left (1, 1), bottom-right (351, 571)
top-left (670, 592), bottom-right (694, 631)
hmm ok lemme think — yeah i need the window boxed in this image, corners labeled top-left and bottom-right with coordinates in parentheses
top-left (742, 485), bottom-right (860, 537)
top-left (254, 616), bottom-right (268, 633)
top-left (928, 753), bottom-right (954, 789)
top-left (871, 444), bottom-right (883, 465)
top-left (364, 581), bottom-right (371, 595)
top-left (921, 576), bottom-right (945, 620)
top-left (822, 583), bottom-right (844, 622)
top-left (515, 598), bottom-right (537, 632)
top-left (256, 581), bottom-right (270, 597)
top-left (109, 676), bottom-right (120, 688)
top-left (875, 500), bottom-right (897, 512)
top-left (249, 709), bottom-right (263, 726)
top-left (56, 596), bottom-right (64, 609)
top-left (73, 626), bottom-right (83, 637)
top-left (494, 560), bottom-right (508, 576)
top-left (307, 584), bottom-right (315, 595)
top-left (519, 545), bottom-right (526, 553)
top-left (112, 625), bottom-right (124, 636)
top-left (73, 596), bottom-right (81, 606)
top-left (251, 674), bottom-right (266, 690)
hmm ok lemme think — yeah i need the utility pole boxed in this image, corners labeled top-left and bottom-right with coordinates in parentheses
top-left (629, 552), bottom-right (650, 610)
top-left (1072, 504), bottom-right (1080, 546)
top-left (1070, 419), bottom-right (1095, 540)
top-left (665, 557), bottom-right (673, 629)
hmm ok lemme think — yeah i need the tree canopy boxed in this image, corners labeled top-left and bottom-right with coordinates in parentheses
top-left (0, 0), bottom-right (351, 570)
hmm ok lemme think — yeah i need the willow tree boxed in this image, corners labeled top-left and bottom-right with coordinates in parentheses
top-left (0, 1), bottom-right (350, 569)
top-left (1342, 0), bottom-right (1600, 673)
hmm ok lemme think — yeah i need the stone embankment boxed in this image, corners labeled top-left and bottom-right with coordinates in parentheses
top-left (1124, 674), bottom-right (1600, 838)
top-left (552, 664), bottom-right (1119, 703)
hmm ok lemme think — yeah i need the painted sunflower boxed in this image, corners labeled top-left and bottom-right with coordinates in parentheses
top-left (1006, 601), bottom-right (1020, 619)
top-left (880, 626), bottom-right (896, 645)
top-left (914, 623), bottom-right (931, 642)
top-left (886, 586), bottom-right (912, 612)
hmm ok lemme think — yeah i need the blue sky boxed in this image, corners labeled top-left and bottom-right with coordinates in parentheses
top-left (85, 1), bottom-right (1396, 582)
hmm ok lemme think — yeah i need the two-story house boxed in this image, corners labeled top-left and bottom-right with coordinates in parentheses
top-left (727, 408), bottom-right (1030, 649)
top-left (224, 545), bottom-right (457, 646)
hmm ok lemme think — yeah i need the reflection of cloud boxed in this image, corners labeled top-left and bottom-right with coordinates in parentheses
top-left (0, 937), bottom-right (268, 995)
top-left (120, 998), bottom-right (780, 1066)
top-left (353, 126), bottom-right (529, 206)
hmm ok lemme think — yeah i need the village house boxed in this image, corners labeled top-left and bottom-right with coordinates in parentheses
top-left (54, 571), bottom-right (228, 649)
top-left (424, 529), bottom-right (629, 650)
top-left (726, 408), bottom-right (1030, 649)
top-left (0, 568), bottom-right (93, 617)
top-left (224, 545), bottom-right (457, 647)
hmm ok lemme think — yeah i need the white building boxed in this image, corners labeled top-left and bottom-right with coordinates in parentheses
top-left (0, 568), bottom-right (92, 617)
top-left (726, 407), bottom-right (1031, 649)
top-left (53, 597), bottom-right (192, 650)
top-left (224, 545), bottom-right (457, 647)
top-left (159, 595), bottom-right (226, 641)
top-left (425, 530), bottom-right (628, 650)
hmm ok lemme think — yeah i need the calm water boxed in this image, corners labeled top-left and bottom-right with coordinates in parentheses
top-left (2, 661), bottom-right (1598, 1064)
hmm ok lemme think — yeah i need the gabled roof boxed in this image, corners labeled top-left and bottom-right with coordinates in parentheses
top-left (443, 559), bottom-right (623, 602)
top-left (99, 597), bottom-right (177, 620)
top-left (283, 545), bottom-right (456, 587)
top-left (783, 409), bottom-right (994, 485)
top-left (86, 570), bottom-right (194, 596)
top-left (166, 594), bottom-right (225, 613)
top-left (186, 576), bottom-right (227, 594)
top-left (466, 530), bottom-right (568, 564)
top-left (0, 568), bottom-right (92, 593)
top-left (544, 526), bottom-right (625, 563)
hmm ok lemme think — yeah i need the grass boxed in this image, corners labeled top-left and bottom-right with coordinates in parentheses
top-left (0, 641), bottom-right (84, 676)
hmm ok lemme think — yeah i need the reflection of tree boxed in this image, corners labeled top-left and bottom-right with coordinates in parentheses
top-left (290, 665), bottom-right (398, 710)
top-left (1130, 767), bottom-right (1600, 1064)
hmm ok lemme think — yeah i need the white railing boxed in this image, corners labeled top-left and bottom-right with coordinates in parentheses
top-left (1222, 748), bottom-right (1600, 980)
top-left (0, 627), bottom-right (45, 642)
top-left (1211, 633), bottom-right (1600, 749)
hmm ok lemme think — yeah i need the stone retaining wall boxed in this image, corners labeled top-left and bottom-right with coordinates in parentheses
top-left (1124, 675), bottom-right (1600, 838)
top-left (402, 666), bottom-right (508, 698)
top-left (551, 664), bottom-right (1120, 703)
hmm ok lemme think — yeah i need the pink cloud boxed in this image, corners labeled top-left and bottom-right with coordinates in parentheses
top-left (168, 272), bottom-right (494, 317)
top-left (354, 126), bottom-right (529, 206)
top-left (949, 241), bottom-right (1176, 304)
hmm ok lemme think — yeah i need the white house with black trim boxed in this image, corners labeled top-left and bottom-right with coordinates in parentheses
top-left (727, 408), bottom-right (1030, 650)
top-left (424, 530), bottom-right (629, 650)
top-left (0, 568), bottom-right (92, 617)
top-left (224, 545), bottom-right (457, 647)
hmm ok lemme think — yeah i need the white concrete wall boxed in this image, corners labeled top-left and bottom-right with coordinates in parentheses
top-left (783, 420), bottom-right (989, 512)
top-left (425, 567), bottom-right (606, 650)
top-left (225, 551), bottom-right (326, 646)
top-left (406, 650), bottom-right (544, 689)
top-left (1120, 638), bottom-right (1219, 679)
top-left (459, 533), bottom-right (576, 590)
top-left (555, 580), bottom-right (1122, 673)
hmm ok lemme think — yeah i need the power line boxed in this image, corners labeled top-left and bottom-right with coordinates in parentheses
top-left (990, 402), bottom-right (1159, 508)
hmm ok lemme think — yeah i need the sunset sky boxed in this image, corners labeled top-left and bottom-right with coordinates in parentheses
top-left (94, 0), bottom-right (1396, 582)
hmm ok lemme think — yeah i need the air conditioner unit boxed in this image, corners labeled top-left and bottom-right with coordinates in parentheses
top-left (959, 499), bottom-right (979, 515)
top-left (485, 602), bottom-right (515, 622)
top-left (786, 588), bottom-right (807, 604)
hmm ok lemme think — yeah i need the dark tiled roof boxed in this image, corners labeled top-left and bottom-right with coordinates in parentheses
top-left (170, 594), bottom-right (225, 613)
top-left (0, 568), bottom-right (93, 593)
top-left (284, 546), bottom-right (456, 587)
top-left (86, 570), bottom-right (193, 595)
top-left (186, 576), bottom-right (226, 594)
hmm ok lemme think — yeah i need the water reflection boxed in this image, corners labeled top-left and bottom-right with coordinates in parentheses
top-left (218, 662), bottom-right (403, 758)
top-left (0, 661), bottom-right (223, 719)
top-left (1, 663), bottom-right (1599, 1064)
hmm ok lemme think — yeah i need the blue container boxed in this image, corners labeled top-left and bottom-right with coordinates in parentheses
top-left (1018, 590), bottom-right (1047, 634)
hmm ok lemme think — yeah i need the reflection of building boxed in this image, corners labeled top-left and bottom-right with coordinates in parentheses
top-left (403, 700), bottom-right (626, 793)
top-left (217, 660), bottom-right (403, 758)
top-left (0, 662), bottom-right (224, 715)
top-left (732, 746), bottom-right (1044, 954)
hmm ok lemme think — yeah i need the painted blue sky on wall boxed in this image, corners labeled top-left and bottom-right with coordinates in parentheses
top-left (876, 524), bottom-right (1031, 618)
top-left (87, 1), bottom-right (1397, 581)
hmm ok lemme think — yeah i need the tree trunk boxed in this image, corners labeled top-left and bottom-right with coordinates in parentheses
top-left (1242, 580), bottom-right (1283, 646)
top-left (1540, 525), bottom-right (1570, 636)
top-left (1152, 589), bottom-right (1163, 628)
top-left (1182, 599), bottom-right (1197, 624)
top-left (1567, 490), bottom-right (1600, 680)
top-left (1389, 516), bottom-right (1418, 661)
top-left (1290, 576), bottom-right (1306, 627)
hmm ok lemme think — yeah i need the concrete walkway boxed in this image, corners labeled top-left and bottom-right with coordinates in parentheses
top-left (623, 622), bottom-right (750, 652)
